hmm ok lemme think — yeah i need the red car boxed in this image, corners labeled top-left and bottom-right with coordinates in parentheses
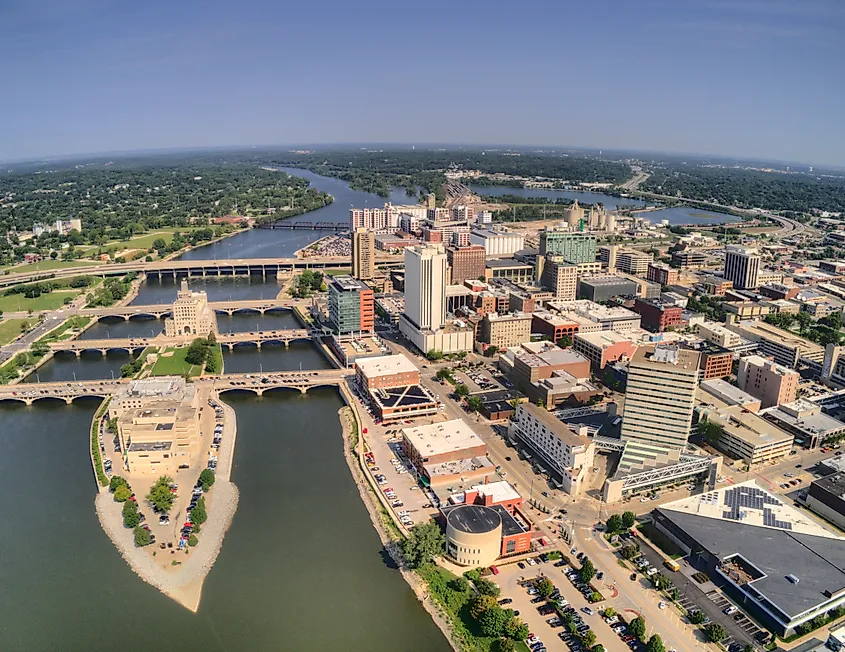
top-left (490, 566), bottom-right (500, 575)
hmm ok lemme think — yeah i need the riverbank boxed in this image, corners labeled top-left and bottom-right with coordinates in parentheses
top-left (93, 389), bottom-right (240, 612)
top-left (336, 399), bottom-right (459, 652)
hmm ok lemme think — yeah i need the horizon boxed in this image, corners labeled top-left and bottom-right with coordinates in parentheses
top-left (2, 0), bottom-right (844, 166)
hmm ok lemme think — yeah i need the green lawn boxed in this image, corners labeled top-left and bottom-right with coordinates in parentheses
top-left (0, 318), bottom-right (29, 345)
top-left (38, 316), bottom-right (92, 343)
top-left (0, 290), bottom-right (80, 313)
top-left (2, 259), bottom-right (104, 274)
top-left (149, 346), bottom-right (203, 378)
top-left (77, 227), bottom-right (210, 254)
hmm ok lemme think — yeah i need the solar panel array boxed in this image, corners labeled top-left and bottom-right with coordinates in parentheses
top-left (722, 486), bottom-right (790, 528)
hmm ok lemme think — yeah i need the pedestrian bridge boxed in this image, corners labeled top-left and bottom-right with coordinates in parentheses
top-left (48, 329), bottom-right (316, 356)
top-left (0, 369), bottom-right (353, 405)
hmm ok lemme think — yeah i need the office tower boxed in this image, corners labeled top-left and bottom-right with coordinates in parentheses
top-left (538, 230), bottom-right (596, 264)
top-left (724, 245), bottom-right (761, 290)
top-left (736, 355), bottom-right (799, 408)
top-left (616, 250), bottom-right (652, 275)
top-left (328, 276), bottom-right (374, 335)
top-left (446, 245), bottom-right (486, 285)
top-left (403, 244), bottom-right (447, 331)
top-left (620, 344), bottom-right (701, 451)
top-left (598, 245), bottom-right (618, 270)
top-left (352, 228), bottom-right (375, 280)
top-left (540, 256), bottom-right (578, 300)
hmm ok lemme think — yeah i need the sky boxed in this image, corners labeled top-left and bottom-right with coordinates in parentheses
top-left (2, 0), bottom-right (844, 166)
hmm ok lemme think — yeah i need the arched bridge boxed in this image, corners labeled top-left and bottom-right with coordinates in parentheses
top-left (48, 329), bottom-right (317, 357)
top-left (0, 369), bottom-right (354, 404)
top-left (81, 298), bottom-right (303, 321)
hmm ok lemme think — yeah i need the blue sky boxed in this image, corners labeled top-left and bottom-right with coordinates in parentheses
top-left (2, 0), bottom-right (843, 165)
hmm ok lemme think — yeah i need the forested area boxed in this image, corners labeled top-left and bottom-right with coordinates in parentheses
top-left (641, 166), bottom-right (845, 213)
top-left (273, 150), bottom-right (632, 199)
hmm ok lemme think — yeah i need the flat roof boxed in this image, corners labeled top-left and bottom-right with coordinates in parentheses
top-left (470, 480), bottom-right (521, 504)
top-left (356, 353), bottom-right (418, 378)
top-left (658, 481), bottom-right (845, 619)
top-left (330, 276), bottom-right (369, 291)
top-left (700, 379), bottom-right (760, 408)
top-left (813, 472), bottom-right (845, 499)
top-left (764, 404), bottom-right (845, 436)
top-left (485, 258), bottom-right (532, 269)
top-left (579, 276), bottom-right (639, 287)
top-left (445, 504), bottom-right (502, 534)
top-left (370, 384), bottom-right (438, 409)
top-left (732, 320), bottom-right (825, 354)
top-left (631, 343), bottom-right (701, 371)
top-left (403, 419), bottom-right (485, 458)
top-left (517, 402), bottom-right (588, 448)
top-left (575, 330), bottom-right (636, 348)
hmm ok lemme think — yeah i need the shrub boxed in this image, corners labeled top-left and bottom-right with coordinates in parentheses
top-left (188, 534), bottom-right (198, 547)
top-left (199, 468), bottom-right (215, 491)
top-left (134, 526), bottom-right (152, 547)
top-left (113, 485), bottom-right (131, 502)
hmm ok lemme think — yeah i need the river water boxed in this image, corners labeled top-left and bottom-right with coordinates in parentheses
top-left (1, 171), bottom-right (450, 650)
top-left (178, 168), bottom-right (416, 260)
top-left (468, 184), bottom-right (649, 210)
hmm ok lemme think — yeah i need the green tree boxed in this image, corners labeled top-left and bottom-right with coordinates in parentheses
top-left (581, 630), bottom-right (597, 647)
top-left (449, 576), bottom-right (469, 593)
top-left (454, 383), bottom-right (470, 398)
top-left (688, 611), bottom-right (705, 625)
top-left (479, 606), bottom-right (510, 637)
top-left (603, 607), bottom-right (616, 618)
top-left (620, 543), bottom-right (640, 560)
top-left (191, 496), bottom-right (207, 525)
top-left (146, 476), bottom-right (176, 513)
top-left (556, 334), bottom-right (573, 348)
top-left (796, 311), bottom-right (813, 335)
top-left (653, 574), bottom-right (671, 590)
top-left (743, 645), bottom-right (754, 652)
top-left (592, 646), bottom-right (606, 652)
top-left (497, 638), bottom-right (516, 652)
top-left (134, 526), bottom-right (152, 547)
top-left (184, 338), bottom-right (210, 366)
top-left (537, 577), bottom-right (555, 599)
top-left (647, 634), bottom-right (665, 652)
top-left (469, 594), bottom-right (498, 619)
top-left (629, 616), bottom-right (647, 641)
top-left (399, 521), bottom-right (445, 568)
top-left (705, 623), bottom-right (726, 642)
top-left (426, 349), bottom-right (444, 361)
top-left (188, 534), bottom-right (199, 547)
top-left (109, 475), bottom-right (128, 492)
top-left (606, 514), bottom-right (623, 532)
top-left (436, 368), bottom-right (453, 382)
top-left (113, 485), bottom-right (131, 502)
top-left (466, 396), bottom-right (484, 413)
top-left (579, 558), bottom-right (596, 584)
top-left (475, 577), bottom-right (501, 597)
top-left (622, 511), bottom-right (636, 528)
top-left (505, 619), bottom-right (529, 641)
top-left (199, 468), bottom-right (215, 491)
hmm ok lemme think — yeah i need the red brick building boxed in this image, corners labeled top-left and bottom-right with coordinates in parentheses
top-left (355, 354), bottom-right (420, 390)
top-left (647, 263), bottom-right (680, 287)
top-left (632, 298), bottom-right (683, 332)
top-left (531, 313), bottom-right (580, 342)
top-left (447, 245), bottom-right (486, 285)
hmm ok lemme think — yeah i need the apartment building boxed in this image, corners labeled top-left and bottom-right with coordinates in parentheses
top-left (352, 228), bottom-right (376, 280)
top-left (736, 355), bottom-right (799, 408)
top-left (647, 262), bottom-right (680, 287)
top-left (573, 331), bottom-right (639, 370)
top-left (616, 250), bottom-right (652, 275)
top-left (479, 312), bottom-right (533, 350)
top-left (540, 256), bottom-right (578, 300)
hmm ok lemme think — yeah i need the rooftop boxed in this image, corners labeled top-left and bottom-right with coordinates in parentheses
top-left (330, 276), bottom-right (370, 292)
top-left (403, 419), bottom-right (486, 457)
top-left (700, 379), bottom-right (761, 409)
top-left (631, 343), bottom-right (701, 371)
top-left (125, 377), bottom-right (185, 397)
top-left (369, 384), bottom-right (438, 409)
top-left (813, 472), bottom-right (845, 499)
top-left (575, 330), bottom-right (637, 348)
top-left (517, 402), bottom-right (589, 448)
top-left (485, 258), bottom-right (533, 269)
top-left (579, 276), bottom-right (638, 287)
top-left (549, 299), bottom-right (640, 323)
top-left (469, 480), bottom-right (521, 504)
top-left (731, 320), bottom-right (825, 354)
top-left (741, 354), bottom-right (799, 377)
top-left (763, 401), bottom-right (845, 436)
top-left (444, 504), bottom-right (502, 534)
top-left (356, 353), bottom-right (418, 378)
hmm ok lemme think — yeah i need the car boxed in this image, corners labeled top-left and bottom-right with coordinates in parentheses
top-left (570, 547), bottom-right (577, 554)
top-left (531, 596), bottom-right (544, 604)
top-left (723, 605), bottom-right (738, 615)
top-left (596, 572), bottom-right (603, 580)
top-left (498, 598), bottom-right (513, 605)
top-left (659, 601), bottom-right (666, 609)
top-left (581, 607), bottom-right (594, 615)
top-left (518, 562), bottom-right (526, 569)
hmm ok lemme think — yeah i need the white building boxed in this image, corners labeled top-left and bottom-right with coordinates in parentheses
top-left (164, 280), bottom-right (218, 339)
top-left (471, 228), bottom-right (525, 257)
top-left (508, 402), bottom-right (595, 496)
top-left (724, 245), bottom-right (761, 290)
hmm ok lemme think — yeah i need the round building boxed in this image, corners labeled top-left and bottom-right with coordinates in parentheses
top-left (445, 504), bottom-right (503, 567)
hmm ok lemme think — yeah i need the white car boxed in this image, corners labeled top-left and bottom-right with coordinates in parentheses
top-left (659, 601), bottom-right (666, 610)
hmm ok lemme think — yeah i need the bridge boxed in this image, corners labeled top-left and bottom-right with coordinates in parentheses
top-left (0, 254), bottom-right (404, 287)
top-left (0, 369), bottom-right (354, 404)
top-left (80, 298), bottom-right (305, 321)
top-left (257, 221), bottom-right (348, 231)
top-left (48, 329), bottom-right (315, 356)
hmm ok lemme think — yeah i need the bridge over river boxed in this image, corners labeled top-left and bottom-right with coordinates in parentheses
top-left (0, 368), bottom-right (354, 404)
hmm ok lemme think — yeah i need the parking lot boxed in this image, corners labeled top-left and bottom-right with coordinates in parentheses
top-left (495, 561), bottom-right (630, 652)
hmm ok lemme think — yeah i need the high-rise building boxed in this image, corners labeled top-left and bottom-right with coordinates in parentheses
top-left (736, 355), bottom-right (799, 408)
top-left (616, 250), bottom-right (652, 275)
top-left (598, 245), bottom-right (618, 270)
top-left (403, 244), bottom-right (447, 331)
top-left (328, 276), bottom-right (374, 335)
top-left (352, 228), bottom-right (375, 280)
top-left (164, 280), bottom-right (218, 338)
top-left (540, 256), bottom-right (578, 300)
top-left (647, 262), bottom-right (680, 286)
top-left (447, 245), bottom-right (486, 285)
top-left (620, 344), bottom-right (701, 451)
top-left (538, 230), bottom-right (597, 264)
top-left (724, 245), bottom-right (761, 290)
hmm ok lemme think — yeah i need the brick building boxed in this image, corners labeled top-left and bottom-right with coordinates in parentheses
top-left (447, 245), bottom-right (486, 285)
top-left (632, 297), bottom-right (683, 332)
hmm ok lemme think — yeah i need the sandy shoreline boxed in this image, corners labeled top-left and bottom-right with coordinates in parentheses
top-left (93, 391), bottom-right (240, 612)
top-left (336, 405), bottom-right (460, 652)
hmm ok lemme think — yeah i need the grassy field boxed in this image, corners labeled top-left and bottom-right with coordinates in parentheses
top-left (149, 346), bottom-right (203, 378)
top-left (0, 290), bottom-right (80, 313)
top-left (2, 259), bottom-right (104, 274)
top-left (39, 316), bottom-right (92, 343)
top-left (0, 318), bottom-right (29, 345)
top-left (77, 227), bottom-right (211, 254)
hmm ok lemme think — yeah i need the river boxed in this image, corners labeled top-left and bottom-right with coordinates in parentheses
top-left (0, 393), bottom-right (449, 651)
top-left (178, 168), bottom-right (416, 260)
top-left (468, 184), bottom-right (649, 211)
top-left (633, 205), bottom-right (741, 226)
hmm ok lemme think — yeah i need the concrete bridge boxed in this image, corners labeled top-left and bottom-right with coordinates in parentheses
top-left (0, 369), bottom-right (353, 404)
top-left (81, 298), bottom-right (305, 321)
top-left (0, 254), bottom-right (404, 287)
top-left (48, 329), bottom-right (316, 356)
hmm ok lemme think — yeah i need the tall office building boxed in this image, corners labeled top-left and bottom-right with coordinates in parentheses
top-left (403, 244), bottom-right (447, 331)
top-left (540, 256), bottom-right (578, 300)
top-left (328, 276), bottom-right (374, 334)
top-left (620, 344), bottom-right (701, 451)
top-left (539, 230), bottom-right (597, 264)
top-left (352, 228), bottom-right (375, 280)
top-left (447, 245), bottom-right (486, 285)
top-left (724, 245), bottom-right (761, 290)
